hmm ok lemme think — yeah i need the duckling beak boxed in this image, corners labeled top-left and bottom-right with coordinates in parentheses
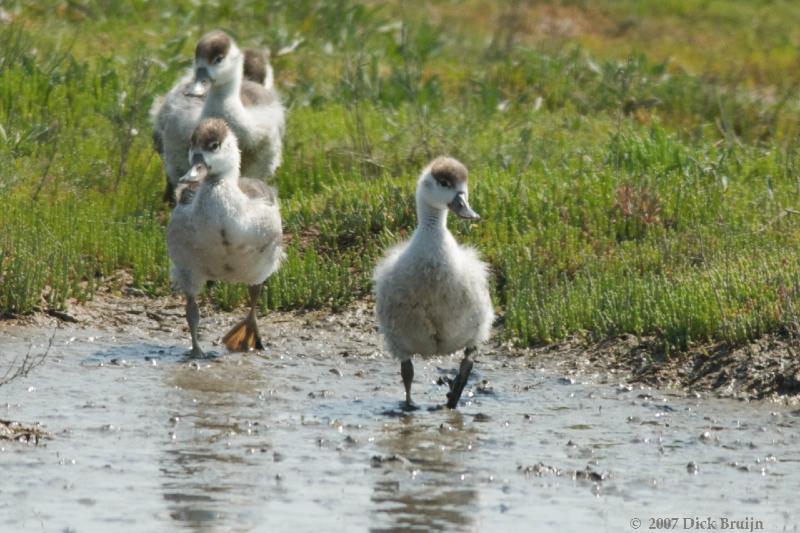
top-left (448, 192), bottom-right (480, 221)
top-left (185, 67), bottom-right (211, 97)
top-left (178, 156), bottom-right (208, 185)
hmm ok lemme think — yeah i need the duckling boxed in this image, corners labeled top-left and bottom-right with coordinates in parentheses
top-left (242, 47), bottom-right (274, 91)
top-left (374, 157), bottom-right (493, 409)
top-left (167, 118), bottom-right (284, 357)
top-left (193, 30), bottom-right (285, 181)
top-left (151, 48), bottom-right (280, 204)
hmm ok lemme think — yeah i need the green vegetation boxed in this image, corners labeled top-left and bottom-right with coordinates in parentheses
top-left (2, 0), bottom-right (800, 352)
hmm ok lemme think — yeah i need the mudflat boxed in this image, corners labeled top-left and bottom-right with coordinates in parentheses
top-left (1, 294), bottom-right (799, 531)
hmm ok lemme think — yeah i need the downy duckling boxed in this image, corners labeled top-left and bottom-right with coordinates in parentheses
top-left (193, 30), bottom-right (285, 180)
top-left (167, 118), bottom-right (284, 357)
top-left (242, 47), bottom-right (274, 91)
top-left (374, 157), bottom-right (494, 409)
top-left (151, 48), bottom-right (279, 204)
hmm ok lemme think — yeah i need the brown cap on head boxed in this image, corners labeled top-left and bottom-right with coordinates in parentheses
top-left (243, 49), bottom-right (267, 84)
top-left (195, 30), bottom-right (232, 62)
top-left (191, 118), bottom-right (230, 151)
top-left (429, 156), bottom-right (468, 188)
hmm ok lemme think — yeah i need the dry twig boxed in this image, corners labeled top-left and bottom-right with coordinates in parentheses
top-left (0, 329), bottom-right (56, 387)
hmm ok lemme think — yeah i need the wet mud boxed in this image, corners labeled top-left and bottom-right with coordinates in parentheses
top-left (531, 333), bottom-right (800, 404)
top-left (1, 295), bottom-right (800, 531)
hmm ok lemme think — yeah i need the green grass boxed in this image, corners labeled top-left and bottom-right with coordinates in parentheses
top-left (2, 0), bottom-right (800, 352)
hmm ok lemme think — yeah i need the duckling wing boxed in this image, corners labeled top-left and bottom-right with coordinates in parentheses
top-left (175, 181), bottom-right (199, 205)
top-left (453, 245), bottom-right (495, 344)
top-left (236, 81), bottom-right (285, 179)
top-left (236, 177), bottom-right (284, 283)
top-left (240, 80), bottom-right (285, 137)
top-left (240, 80), bottom-right (278, 107)
top-left (373, 242), bottom-right (409, 285)
top-left (238, 177), bottom-right (278, 205)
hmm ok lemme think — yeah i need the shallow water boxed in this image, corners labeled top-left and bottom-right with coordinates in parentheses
top-left (1, 312), bottom-right (799, 533)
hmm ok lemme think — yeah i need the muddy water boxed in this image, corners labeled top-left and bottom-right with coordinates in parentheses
top-left (1, 305), bottom-right (799, 532)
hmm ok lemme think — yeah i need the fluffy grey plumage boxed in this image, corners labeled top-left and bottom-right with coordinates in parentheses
top-left (167, 119), bottom-right (283, 356)
top-left (374, 157), bottom-right (493, 408)
top-left (194, 30), bottom-right (285, 180)
top-left (150, 43), bottom-right (280, 202)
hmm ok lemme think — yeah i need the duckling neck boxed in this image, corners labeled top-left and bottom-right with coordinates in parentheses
top-left (206, 65), bottom-right (253, 146)
top-left (207, 54), bottom-right (245, 107)
top-left (209, 73), bottom-right (243, 105)
top-left (198, 171), bottom-right (237, 194)
top-left (415, 202), bottom-right (449, 236)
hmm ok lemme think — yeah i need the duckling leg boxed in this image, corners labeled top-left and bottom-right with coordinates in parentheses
top-left (446, 347), bottom-right (475, 409)
top-left (186, 295), bottom-right (205, 358)
top-left (222, 284), bottom-right (264, 352)
top-left (401, 359), bottom-right (414, 409)
top-left (247, 284), bottom-right (265, 351)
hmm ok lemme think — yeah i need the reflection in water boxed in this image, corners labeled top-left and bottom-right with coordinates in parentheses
top-left (159, 356), bottom-right (268, 532)
top-left (371, 412), bottom-right (479, 532)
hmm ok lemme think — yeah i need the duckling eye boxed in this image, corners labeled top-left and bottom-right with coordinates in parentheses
top-left (209, 141), bottom-right (220, 151)
top-left (213, 55), bottom-right (224, 64)
top-left (435, 177), bottom-right (452, 188)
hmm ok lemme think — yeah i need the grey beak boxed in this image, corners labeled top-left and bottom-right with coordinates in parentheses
top-left (178, 156), bottom-right (208, 185)
top-left (184, 67), bottom-right (211, 97)
top-left (447, 192), bottom-right (480, 221)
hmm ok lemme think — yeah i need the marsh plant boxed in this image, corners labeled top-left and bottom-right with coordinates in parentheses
top-left (1, 0), bottom-right (800, 353)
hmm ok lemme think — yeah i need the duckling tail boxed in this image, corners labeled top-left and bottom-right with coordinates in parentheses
top-left (222, 316), bottom-right (264, 352)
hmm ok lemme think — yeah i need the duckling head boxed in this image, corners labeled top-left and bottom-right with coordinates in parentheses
top-left (179, 118), bottom-right (241, 185)
top-left (243, 49), bottom-right (268, 85)
top-left (417, 157), bottom-right (480, 220)
top-left (187, 30), bottom-right (243, 96)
